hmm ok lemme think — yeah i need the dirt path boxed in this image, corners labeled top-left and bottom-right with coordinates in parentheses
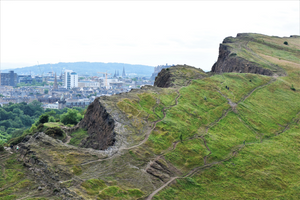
top-left (201, 136), bottom-right (212, 165)
top-left (145, 177), bottom-right (178, 200)
top-left (238, 78), bottom-right (276, 103)
top-left (65, 133), bottom-right (71, 144)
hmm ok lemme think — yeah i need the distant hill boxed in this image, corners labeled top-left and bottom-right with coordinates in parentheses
top-left (1, 62), bottom-right (155, 77)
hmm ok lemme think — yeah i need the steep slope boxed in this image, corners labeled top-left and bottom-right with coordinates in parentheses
top-left (1, 33), bottom-right (300, 200)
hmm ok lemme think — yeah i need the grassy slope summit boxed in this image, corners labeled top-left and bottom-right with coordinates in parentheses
top-left (0, 33), bottom-right (300, 200)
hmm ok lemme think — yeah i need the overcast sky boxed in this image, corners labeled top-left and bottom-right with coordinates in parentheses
top-left (1, 1), bottom-right (299, 71)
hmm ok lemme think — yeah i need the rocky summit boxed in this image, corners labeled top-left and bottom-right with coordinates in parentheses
top-left (1, 33), bottom-right (300, 199)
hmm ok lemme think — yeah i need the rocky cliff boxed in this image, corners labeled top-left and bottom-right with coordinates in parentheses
top-left (77, 98), bottom-right (116, 150)
top-left (211, 33), bottom-right (288, 76)
top-left (211, 43), bottom-right (274, 75)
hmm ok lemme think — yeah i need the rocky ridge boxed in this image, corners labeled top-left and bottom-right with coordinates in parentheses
top-left (211, 33), bottom-right (289, 76)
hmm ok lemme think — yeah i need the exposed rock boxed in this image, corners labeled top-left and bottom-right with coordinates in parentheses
top-left (154, 65), bottom-right (207, 88)
top-left (77, 98), bottom-right (116, 150)
top-left (146, 167), bottom-right (170, 183)
top-left (211, 43), bottom-right (274, 76)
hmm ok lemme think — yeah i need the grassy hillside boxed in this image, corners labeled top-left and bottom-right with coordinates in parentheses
top-left (152, 34), bottom-right (300, 199)
top-left (0, 33), bottom-right (299, 199)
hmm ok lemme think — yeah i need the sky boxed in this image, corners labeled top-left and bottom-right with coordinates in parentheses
top-left (0, 1), bottom-right (299, 71)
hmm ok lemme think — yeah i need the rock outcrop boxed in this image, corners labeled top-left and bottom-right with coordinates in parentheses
top-left (154, 65), bottom-right (207, 88)
top-left (77, 98), bottom-right (116, 150)
top-left (211, 43), bottom-right (274, 76)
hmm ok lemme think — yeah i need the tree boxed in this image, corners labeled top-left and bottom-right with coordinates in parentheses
top-left (60, 109), bottom-right (83, 125)
top-left (49, 116), bottom-right (55, 122)
top-left (38, 114), bottom-right (49, 124)
top-left (44, 89), bottom-right (49, 94)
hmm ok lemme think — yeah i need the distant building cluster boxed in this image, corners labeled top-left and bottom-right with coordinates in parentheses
top-left (0, 66), bottom-right (157, 110)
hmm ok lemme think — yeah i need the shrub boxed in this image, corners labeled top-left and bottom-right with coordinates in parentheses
top-left (29, 124), bottom-right (37, 133)
top-left (37, 124), bottom-right (44, 132)
top-left (60, 109), bottom-right (83, 125)
top-left (291, 84), bottom-right (296, 91)
top-left (49, 116), bottom-right (55, 122)
top-left (7, 134), bottom-right (26, 145)
top-left (0, 144), bottom-right (4, 151)
top-left (45, 127), bottom-right (64, 139)
top-left (284, 41), bottom-right (288, 45)
top-left (38, 114), bottom-right (49, 124)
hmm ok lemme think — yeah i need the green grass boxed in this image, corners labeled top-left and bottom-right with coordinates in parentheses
top-left (209, 73), bottom-right (271, 103)
top-left (72, 165), bottom-right (82, 175)
top-left (206, 111), bottom-right (257, 161)
top-left (81, 179), bottom-right (144, 199)
top-left (153, 120), bottom-right (300, 199)
top-left (81, 179), bottom-right (107, 195)
top-left (69, 129), bottom-right (89, 146)
top-left (164, 139), bottom-right (207, 171)
top-left (248, 40), bottom-right (300, 64)
top-left (98, 186), bottom-right (144, 199)
top-left (43, 122), bottom-right (63, 128)
top-left (147, 78), bottom-right (230, 157)
top-left (237, 80), bottom-right (300, 137)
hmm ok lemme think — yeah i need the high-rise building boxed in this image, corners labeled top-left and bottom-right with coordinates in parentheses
top-left (62, 70), bottom-right (78, 89)
top-left (1, 71), bottom-right (17, 87)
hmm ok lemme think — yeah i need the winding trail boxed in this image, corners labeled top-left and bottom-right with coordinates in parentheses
top-left (238, 77), bottom-right (276, 103)
top-left (65, 133), bottom-right (71, 144)
top-left (145, 144), bottom-right (246, 200)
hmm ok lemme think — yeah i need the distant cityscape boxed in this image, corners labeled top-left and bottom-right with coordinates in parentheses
top-left (0, 64), bottom-right (173, 110)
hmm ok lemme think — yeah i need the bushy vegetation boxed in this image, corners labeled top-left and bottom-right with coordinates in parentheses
top-left (45, 127), bottom-right (66, 140)
top-left (0, 101), bottom-right (43, 144)
top-left (0, 100), bottom-right (85, 145)
top-left (60, 108), bottom-right (83, 125)
top-left (69, 129), bottom-right (89, 146)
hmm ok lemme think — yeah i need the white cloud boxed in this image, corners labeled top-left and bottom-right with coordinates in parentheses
top-left (1, 1), bottom-right (299, 71)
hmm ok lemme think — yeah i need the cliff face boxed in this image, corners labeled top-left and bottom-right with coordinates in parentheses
top-left (211, 43), bottom-right (274, 76)
top-left (211, 33), bottom-right (290, 76)
top-left (78, 98), bottom-right (116, 150)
